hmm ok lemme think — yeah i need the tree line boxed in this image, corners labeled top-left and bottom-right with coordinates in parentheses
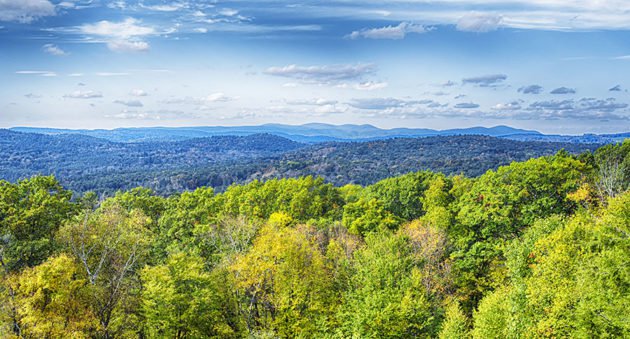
top-left (0, 141), bottom-right (628, 338)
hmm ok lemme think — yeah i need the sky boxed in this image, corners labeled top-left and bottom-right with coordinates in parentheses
top-left (1, 0), bottom-right (630, 134)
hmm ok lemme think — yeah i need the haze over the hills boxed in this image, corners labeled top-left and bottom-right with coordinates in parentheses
top-left (9, 124), bottom-right (629, 144)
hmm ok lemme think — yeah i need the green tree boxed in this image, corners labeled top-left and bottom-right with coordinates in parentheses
top-left (472, 192), bottom-right (630, 338)
top-left (342, 197), bottom-right (403, 236)
top-left (0, 176), bottom-right (76, 273)
top-left (338, 232), bottom-right (441, 338)
top-left (364, 171), bottom-right (437, 220)
top-left (439, 301), bottom-right (470, 339)
top-left (58, 202), bottom-right (152, 338)
top-left (141, 251), bottom-right (240, 338)
top-left (451, 154), bottom-right (588, 310)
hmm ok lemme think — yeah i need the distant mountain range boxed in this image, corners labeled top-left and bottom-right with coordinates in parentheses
top-left (9, 124), bottom-right (628, 144)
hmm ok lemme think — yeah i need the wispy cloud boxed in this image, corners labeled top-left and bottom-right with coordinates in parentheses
top-left (139, 3), bottom-right (188, 12)
top-left (349, 97), bottom-right (420, 110)
top-left (106, 109), bottom-right (198, 120)
top-left (161, 92), bottom-right (236, 107)
top-left (0, 0), bottom-right (55, 23)
top-left (527, 97), bottom-right (628, 120)
top-left (286, 98), bottom-right (338, 106)
top-left (456, 13), bottom-right (502, 32)
top-left (24, 93), bottom-right (42, 99)
top-left (107, 40), bottom-right (149, 52)
top-left (353, 81), bottom-right (388, 91)
top-left (129, 89), bottom-right (148, 97)
top-left (518, 85), bottom-right (543, 94)
top-left (80, 18), bottom-right (154, 37)
top-left (95, 72), bottom-right (129, 76)
top-left (454, 102), bottom-right (480, 109)
top-left (63, 90), bottom-right (102, 99)
top-left (492, 100), bottom-right (523, 110)
top-left (80, 18), bottom-right (154, 52)
top-left (347, 22), bottom-right (430, 40)
top-left (15, 70), bottom-right (57, 77)
top-left (42, 43), bottom-right (68, 56)
top-left (462, 74), bottom-right (507, 87)
top-left (265, 63), bottom-right (377, 84)
top-left (550, 87), bottom-right (576, 94)
top-left (113, 99), bottom-right (143, 107)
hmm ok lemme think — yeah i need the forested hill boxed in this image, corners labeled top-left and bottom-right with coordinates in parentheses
top-left (0, 128), bottom-right (601, 194)
top-left (0, 129), bottom-right (303, 182)
top-left (259, 135), bottom-right (602, 185)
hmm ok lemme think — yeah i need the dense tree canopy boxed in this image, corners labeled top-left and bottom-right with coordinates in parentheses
top-left (0, 143), bottom-right (628, 338)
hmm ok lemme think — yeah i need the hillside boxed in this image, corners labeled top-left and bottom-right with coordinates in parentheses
top-left (256, 135), bottom-right (602, 185)
top-left (0, 129), bottom-right (600, 194)
top-left (0, 130), bottom-right (304, 184)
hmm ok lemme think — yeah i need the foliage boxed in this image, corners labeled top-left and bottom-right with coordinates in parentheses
top-left (0, 176), bottom-right (76, 273)
top-left (141, 251), bottom-right (240, 338)
top-left (0, 130), bottom-right (600, 195)
top-left (5, 254), bottom-right (98, 338)
top-left (338, 232), bottom-right (442, 338)
top-left (229, 224), bottom-right (335, 337)
top-left (0, 141), bottom-right (627, 338)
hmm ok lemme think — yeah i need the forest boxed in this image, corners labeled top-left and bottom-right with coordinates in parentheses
top-left (1, 129), bottom-right (600, 194)
top-left (0, 140), bottom-right (628, 338)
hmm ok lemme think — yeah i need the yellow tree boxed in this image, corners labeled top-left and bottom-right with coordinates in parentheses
top-left (230, 223), bottom-right (334, 337)
top-left (5, 254), bottom-right (99, 338)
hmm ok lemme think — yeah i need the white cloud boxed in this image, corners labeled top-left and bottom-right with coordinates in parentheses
top-left (349, 97), bottom-right (421, 110)
top-left (107, 1), bottom-right (126, 10)
top-left (57, 1), bottom-right (74, 9)
top-left (204, 93), bottom-right (230, 102)
top-left (457, 13), bottom-right (503, 32)
top-left (81, 18), bottom-right (153, 52)
top-left (81, 18), bottom-right (154, 38)
top-left (161, 93), bottom-right (236, 106)
top-left (193, 27), bottom-right (208, 33)
top-left (15, 70), bottom-right (57, 76)
top-left (218, 8), bottom-right (239, 17)
top-left (63, 90), bottom-right (102, 99)
top-left (129, 89), bottom-right (148, 97)
top-left (140, 3), bottom-right (187, 12)
top-left (353, 81), bottom-right (388, 91)
top-left (106, 40), bottom-right (150, 52)
top-left (42, 43), bottom-right (68, 56)
top-left (95, 72), bottom-right (129, 76)
top-left (287, 98), bottom-right (338, 106)
top-left (113, 99), bottom-right (143, 107)
top-left (265, 63), bottom-right (377, 84)
top-left (0, 0), bottom-right (56, 23)
top-left (347, 22), bottom-right (430, 39)
top-left (493, 101), bottom-right (523, 110)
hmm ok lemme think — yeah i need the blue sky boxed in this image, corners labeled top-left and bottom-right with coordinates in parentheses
top-left (1, 0), bottom-right (630, 134)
